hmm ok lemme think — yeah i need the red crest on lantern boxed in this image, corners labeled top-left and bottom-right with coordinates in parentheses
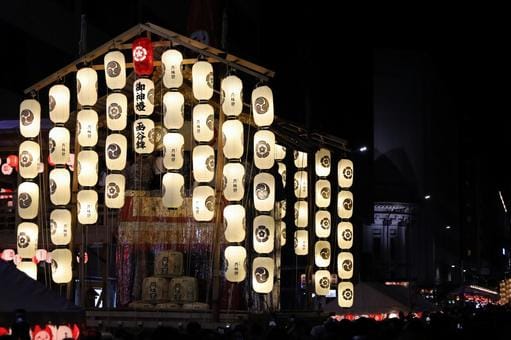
top-left (132, 37), bottom-right (153, 76)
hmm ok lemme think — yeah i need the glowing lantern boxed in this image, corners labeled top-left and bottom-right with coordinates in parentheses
top-left (294, 150), bottom-right (307, 169)
top-left (77, 109), bottom-right (98, 147)
top-left (315, 210), bottom-right (331, 238)
top-left (315, 180), bottom-right (331, 208)
top-left (77, 151), bottom-right (98, 186)
top-left (253, 215), bottom-right (275, 254)
top-left (76, 67), bottom-right (98, 106)
top-left (315, 240), bottom-right (331, 267)
top-left (222, 119), bottom-right (244, 159)
top-left (105, 174), bottom-right (125, 209)
top-left (17, 262), bottom-right (37, 280)
top-left (0, 249), bottom-right (15, 261)
top-left (338, 252), bottom-right (354, 279)
top-left (17, 182), bottom-right (39, 219)
top-left (314, 270), bottom-right (331, 296)
top-left (162, 173), bottom-right (184, 209)
top-left (105, 134), bottom-right (127, 170)
top-left (51, 249), bottom-right (72, 283)
top-left (251, 85), bottom-right (274, 127)
top-left (192, 145), bottom-right (215, 182)
top-left (192, 104), bottom-right (214, 142)
top-left (77, 190), bottom-right (98, 224)
top-left (7, 155), bottom-right (18, 169)
top-left (277, 162), bottom-right (286, 187)
top-left (106, 93), bottom-right (128, 131)
top-left (294, 201), bottom-right (308, 228)
top-left (294, 230), bottom-right (308, 256)
top-left (253, 130), bottom-right (275, 170)
top-left (163, 133), bottom-right (184, 170)
top-left (19, 99), bottom-right (41, 138)
top-left (162, 49), bottom-right (183, 89)
top-left (34, 249), bottom-right (47, 263)
top-left (338, 159), bottom-right (354, 188)
top-left (253, 173), bottom-right (275, 212)
top-left (17, 222), bottom-right (38, 258)
top-left (192, 61), bottom-right (214, 100)
top-left (223, 204), bottom-right (246, 242)
top-left (294, 171), bottom-right (308, 198)
top-left (338, 281), bottom-right (354, 308)
top-left (278, 221), bottom-right (286, 246)
top-left (104, 50), bottom-right (126, 90)
top-left (133, 78), bottom-right (155, 116)
top-left (192, 185), bottom-right (215, 221)
top-left (223, 163), bottom-right (245, 201)
top-left (49, 168), bottom-right (71, 205)
top-left (132, 37), bottom-right (154, 76)
top-left (315, 148), bottom-right (331, 176)
top-left (252, 257), bottom-right (274, 293)
top-left (337, 222), bottom-right (353, 249)
top-left (49, 84), bottom-right (70, 123)
top-left (224, 246), bottom-right (247, 282)
top-left (49, 127), bottom-right (70, 165)
top-left (221, 75), bottom-right (243, 117)
top-left (50, 209), bottom-right (72, 245)
top-left (337, 190), bottom-right (354, 219)
top-left (1, 164), bottom-right (12, 175)
top-left (276, 200), bottom-right (286, 219)
top-left (133, 118), bottom-right (155, 154)
top-left (163, 91), bottom-right (184, 129)
top-left (275, 144), bottom-right (286, 161)
top-left (18, 141), bottom-right (40, 179)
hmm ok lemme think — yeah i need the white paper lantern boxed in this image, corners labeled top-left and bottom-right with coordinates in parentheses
top-left (253, 173), bottom-right (275, 212)
top-left (106, 93), bottom-right (128, 131)
top-left (338, 252), bottom-right (354, 279)
top-left (163, 91), bottom-right (184, 129)
top-left (275, 144), bottom-right (286, 161)
top-left (105, 174), bottom-right (125, 209)
top-left (192, 104), bottom-right (214, 142)
top-left (163, 133), bottom-right (184, 170)
top-left (162, 173), bottom-right (184, 209)
top-left (252, 257), bottom-right (274, 293)
top-left (51, 249), bottom-right (72, 283)
top-left (253, 215), bottom-right (275, 254)
top-left (192, 61), bottom-right (214, 100)
top-left (104, 50), bottom-right (126, 90)
top-left (224, 246), bottom-right (247, 282)
top-left (314, 270), bottom-right (331, 296)
top-left (133, 78), bottom-right (155, 115)
top-left (17, 222), bottom-right (38, 258)
top-left (49, 127), bottom-right (70, 165)
top-left (338, 281), bottom-right (354, 308)
top-left (315, 210), bottom-right (331, 238)
top-left (193, 145), bottom-right (215, 183)
top-left (253, 130), bottom-right (275, 170)
top-left (19, 141), bottom-right (40, 179)
top-left (50, 209), bottom-right (72, 245)
top-left (133, 118), bottom-right (155, 154)
top-left (77, 190), bottom-right (98, 224)
top-left (294, 200), bottom-right (308, 228)
top-left (223, 163), bottom-right (245, 201)
top-left (294, 150), bottom-right (308, 169)
top-left (294, 230), bottom-right (308, 256)
top-left (221, 75), bottom-right (243, 117)
top-left (315, 180), bottom-right (331, 208)
top-left (252, 85), bottom-right (274, 127)
top-left (49, 84), bottom-right (70, 123)
top-left (222, 120), bottom-right (244, 159)
top-left (315, 148), bottom-right (331, 177)
top-left (77, 151), bottom-right (98, 186)
top-left (105, 134), bottom-right (127, 171)
top-left (276, 200), bottom-right (286, 219)
top-left (294, 171), bottom-right (308, 198)
top-left (49, 168), bottom-right (71, 205)
top-left (17, 182), bottom-right (39, 219)
top-left (278, 221), bottom-right (286, 246)
top-left (315, 240), bottom-right (331, 267)
top-left (223, 204), bottom-right (245, 243)
top-left (338, 159), bottom-right (354, 188)
top-left (278, 162), bottom-right (286, 188)
top-left (77, 67), bottom-right (98, 106)
top-left (77, 109), bottom-right (98, 147)
top-left (337, 190), bottom-right (354, 219)
top-left (20, 99), bottom-right (41, 138)
top-left (162, 49), bottom-right (183, 89)
top-left (17, 262), bottom-right (37, 280)
top-left (337, 222), bottom-right (353, 249)
top-left (192, 185), bottom-right (215, 221)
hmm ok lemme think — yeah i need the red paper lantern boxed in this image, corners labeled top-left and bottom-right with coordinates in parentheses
top-left (6, 155), bottom-right (18, 169)
top-left (132, 37), bottom-right (153, 76)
